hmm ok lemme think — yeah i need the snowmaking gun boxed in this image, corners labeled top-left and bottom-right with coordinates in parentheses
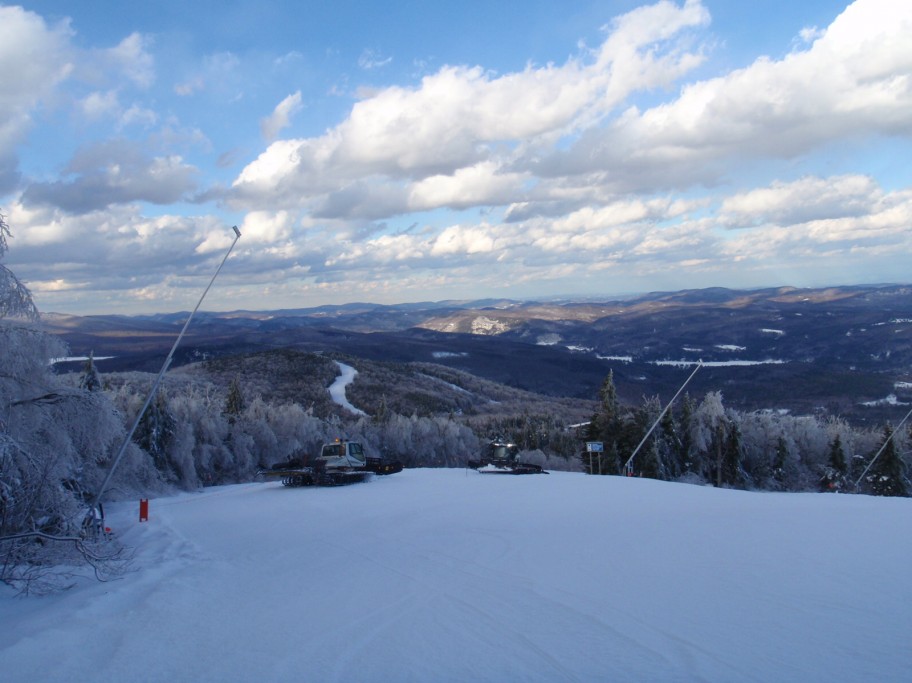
top-left (467, 438), bottom-right (548, 475)
top-left (257, 439), bottom-right (403, 487)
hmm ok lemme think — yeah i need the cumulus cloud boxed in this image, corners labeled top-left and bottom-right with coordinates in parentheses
top-left (260, 91), bottom-right (304, 142)
top-left (408, 162), bottom-right (528, 211)
top-left (0, 6), bottom-right (73, 189)
top-left (5, 0), bottom-right (912, 314)
top-left (538, 0), bottom-right (912, 186)
top-left (721, 187), bottom-right (912, 274)
top-left (719, 175), bottom-right (883, 227)
top-left (21, 140), bottom-right (198, 213)
top-left (106, 32), bottom-right (155, 88)
top-left (231, 0), bottom-right (711, 214)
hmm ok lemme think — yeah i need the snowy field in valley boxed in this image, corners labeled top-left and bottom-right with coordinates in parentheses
top-left (1, 469), bottom-right (910, 682)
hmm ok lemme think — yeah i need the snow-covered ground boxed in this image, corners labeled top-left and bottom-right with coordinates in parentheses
top-left (2, 470), bottom-right (910, 682)
top-left (652, 359), bottom-right (786, 368)
top-left (328, 360), bottom-right (367, 416)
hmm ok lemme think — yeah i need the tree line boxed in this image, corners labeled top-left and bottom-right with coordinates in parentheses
top-left (582, 370), bottom-right (910, 496)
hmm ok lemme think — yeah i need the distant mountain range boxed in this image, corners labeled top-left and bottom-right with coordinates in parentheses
top-left (45, 284), bottom-right (912, 425)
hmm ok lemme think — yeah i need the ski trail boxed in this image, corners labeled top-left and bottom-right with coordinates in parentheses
top-left (328, 360), bottom-right (367, 416)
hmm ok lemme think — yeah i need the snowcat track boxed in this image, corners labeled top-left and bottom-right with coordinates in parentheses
top-left (467, 460), bottom-right (548, 474)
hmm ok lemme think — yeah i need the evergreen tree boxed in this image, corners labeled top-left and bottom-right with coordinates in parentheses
top-left (772, 435), bottom-right (790, 489)
top-left (583, 370), bottom-right (624, 474)
top-left (373, 394), bottom-right (390, 425)
top-left (720, 422), bottom-right (746, 488)
top-left (137, 391), bottom-right (177, 477)
top-left (599, 370), bottom-right (619, 422)
top-left (600, 442), bottom-right (621, 475)
top-left (828, 433), bottom-right (848, 474)
top-left (629, 396), bottom-right (667, 480)
top-left (223, 375), bottom-right (245, 425)
top-left (79, 351), bottom-right (103, 392)
top-left (868, 425), bottom-right (909, 497)
top-left (638, 435), bottom-right (664, 480)
top-left (679, 393), bottom-right (695, 474)
top-left (820, 434), bottom-right (848, 492)
top-left (660, 406), bottom-right (681, 479)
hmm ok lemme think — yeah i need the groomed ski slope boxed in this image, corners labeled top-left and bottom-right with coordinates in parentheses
top-left (2, 469), bottom-right (910, 682)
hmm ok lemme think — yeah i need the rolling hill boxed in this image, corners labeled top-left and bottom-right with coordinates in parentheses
top-left (45, 284), bottom-right (912, 424)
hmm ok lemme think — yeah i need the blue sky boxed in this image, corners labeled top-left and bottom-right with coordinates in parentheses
top-left (1, 0), bottom-right (910, 315)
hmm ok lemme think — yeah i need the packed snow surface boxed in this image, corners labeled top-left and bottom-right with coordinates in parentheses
top-left (2, 470), bottom-right (910, 682)
top-left (328, 361), bottom-right (367, 416)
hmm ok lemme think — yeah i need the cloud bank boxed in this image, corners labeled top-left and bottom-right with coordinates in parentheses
top-left (1, 0), bottom-right (911, 314)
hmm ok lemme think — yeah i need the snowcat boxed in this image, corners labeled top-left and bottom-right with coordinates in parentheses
top-left (258, 439), bottom-right (403, 487)
top-left (467, 438), bottom-right (548, 474)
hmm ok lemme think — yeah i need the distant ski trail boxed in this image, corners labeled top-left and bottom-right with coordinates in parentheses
top-left (328, 360), bottom-right (367, 416)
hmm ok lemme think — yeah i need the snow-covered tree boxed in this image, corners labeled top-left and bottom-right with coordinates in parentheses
top-left (0, 212), bottom-right (38, 321)
top-left (79, 352), bottom-right (103, 392)
top-left (689, 391), bottom-right (727, 485)
top-left (867, 425), bottom-right (909, 497)
top-left (0, 221), bottom-right (152, 591)
top-left (136, 391), bottom-right (177, 479)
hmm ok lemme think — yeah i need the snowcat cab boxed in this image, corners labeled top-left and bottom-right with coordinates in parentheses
top-left (488, 440), bottom-right (520, 463)
top-left (467, 437), bottom-right (548, 475)
top-left (319, 439), bottom-right (367, 471)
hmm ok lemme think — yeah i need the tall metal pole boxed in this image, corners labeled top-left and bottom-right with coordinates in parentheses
top-left (621, 361), bottom-right (702, 476)
top-left (87, 227), bottom-right (241, 523)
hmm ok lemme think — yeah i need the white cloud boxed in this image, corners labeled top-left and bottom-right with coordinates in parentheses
top-left (106, 32), bottom-right (155, 88)
top-left (6, 0), bottom-right (912, 315)
top-left (174, 77), bottom-right (205, 96)
top-left (80, 90), bottom-right (120, 120)
top-left (238, 210), bottom-right (294, 244)
top-left (119, 103), bottom-right (158, 129)
top-left (0, 6), bottom-right (73, 185)
top-left (21, 141), bottom-right (198, 213)
top-left (431, 224), bottom-right (498, 256)
top-left (719, 175), bottom-right (882, 227)
top-left (231, 0), bottom-right (710, 213)
top-left (358, 49), bottom-right (392, 70)
top-left (543, 0), bottom-right (912, 186)
top-left (408, 162), bottom-right (527, 211)
top-left (798, 26), bottom-right (825, 44)
top-left (260, 91), bottom-right (304, 142)
top-left (79, 91), bottom-right (158, 129)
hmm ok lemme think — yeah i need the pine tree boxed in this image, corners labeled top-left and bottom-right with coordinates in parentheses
top-left (599, 370), bottom-right (619, 422)
top-left (678, 393), bottom-right (695, 474)
top-left (137, 391), bottom-right (177, 477)
top-left (820, 434), bottom-right (848, 492)
top-left (868, 425), bottom-right (909, 497)
top-left (583, 370), bottom-right (624, 474)
top-left (223, 375), bottom-right (245, 425)
top-left (638, 436), bottom-right (664, 480)
top-left (374, 394), bottom-right (390, 424)
top-left (659, 404), bottom-right (682, 479)
top-left (79, 351), bottom-right (103, 392)
top-left (720, 422), bottom-right (746, 488)
top-left (772, 435), bottom-right (789, 489)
